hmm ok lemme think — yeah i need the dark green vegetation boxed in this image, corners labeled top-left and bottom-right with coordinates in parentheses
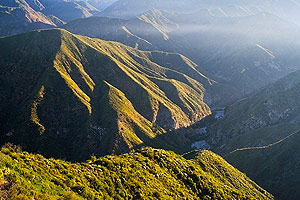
top-left (64, 10), bottom-right (300, 107)
top-left (0, 145), bottom-right (273, 199)
top-left (0, 29), bottom-right (212, 160)
top-left (203, 70), bottom-right (300, 199)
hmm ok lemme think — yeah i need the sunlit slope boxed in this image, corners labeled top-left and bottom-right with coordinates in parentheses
top-left (0, 29), bottom-right (210, 160)
top-left (0, 146), bottom-right (273, 199)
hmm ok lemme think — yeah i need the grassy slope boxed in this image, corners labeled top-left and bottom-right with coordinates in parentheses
top-left (0, 29), bottom-right (211, 160)
top-left (0, 146), bottom-right (273, 200)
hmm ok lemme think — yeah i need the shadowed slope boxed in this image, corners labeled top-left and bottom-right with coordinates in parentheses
top-left (226, 130), bottom-right (300, 200)
top-left (202, 70), bottom-right (300, 199)
top-left (207, 70), bottom-right (300, 154)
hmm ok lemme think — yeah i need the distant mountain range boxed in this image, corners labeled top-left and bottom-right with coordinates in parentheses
top-left (64, 10), bottom-right (300, 106)
top-left (99, 0), bottom-right (300, 26)
top-left (0, 0), bottom-right (58, 37)
top-left (2, 0), bottom-right (300, 37)
top-left (0, 0), bottom-right (119, 37)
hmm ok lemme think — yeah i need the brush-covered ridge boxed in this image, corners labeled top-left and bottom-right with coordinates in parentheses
top-left (0, 145), bottom-right (273, 199)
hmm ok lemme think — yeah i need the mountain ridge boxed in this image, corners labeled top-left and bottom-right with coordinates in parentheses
top-left (0, 29), bottom-right (211, 160)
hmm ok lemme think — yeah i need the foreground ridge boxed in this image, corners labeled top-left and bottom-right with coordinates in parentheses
top-left (0, 146), bottom-right (273, 200)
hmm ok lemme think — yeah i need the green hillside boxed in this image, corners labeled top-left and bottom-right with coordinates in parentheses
top-left (0, 29), bottom-right (211, 160)
top-left (0, 145), bottom-right (273, 199)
